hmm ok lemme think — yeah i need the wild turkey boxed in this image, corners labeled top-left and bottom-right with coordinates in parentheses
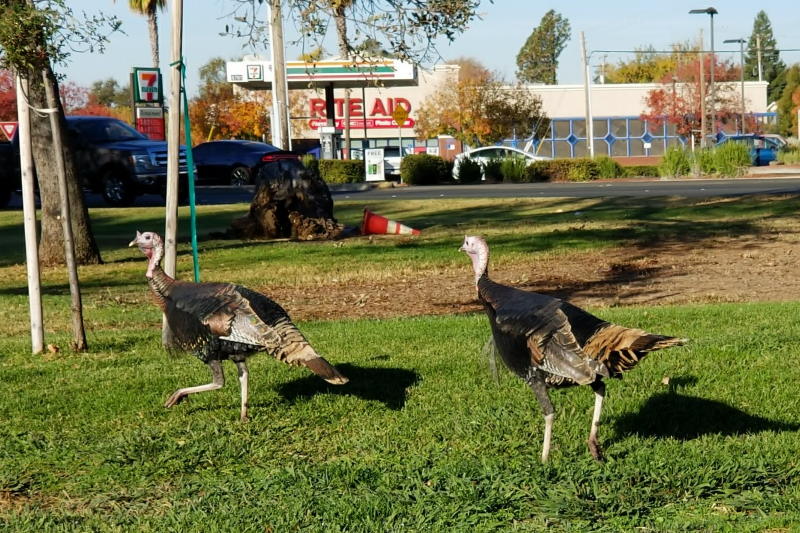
top-left (460, 235), bottom-right (685, 461)
top-left (129, 231), bottom-right (348, 421)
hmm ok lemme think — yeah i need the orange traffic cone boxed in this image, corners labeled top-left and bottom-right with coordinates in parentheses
top-left (361, 209), bottom-right (421, 236)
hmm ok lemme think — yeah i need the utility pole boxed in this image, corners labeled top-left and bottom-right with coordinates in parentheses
top-left (163, 0), bottom-right (184, 347)
top-left (268, 0), bottom-right (290, 149)
top-left (15, 75), bottom-right (43, 354)
top-left (580, 31), bottom-right (594, 158)
top-left (756, 34), bottom-right (763, 82)
top-left (699, 29), bottom-right (706, 149)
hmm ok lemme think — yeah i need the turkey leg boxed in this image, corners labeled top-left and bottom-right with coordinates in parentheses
top-left (587, 381), bottom-right (605, 461)
top-left (235, 360), bottom-right (249, 422)
top-left (527, 376), bottom-right (555, 462)
top-left (165, 360), bottom-right (225, 408)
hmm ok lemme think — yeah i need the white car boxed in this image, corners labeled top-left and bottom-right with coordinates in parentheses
top-left (381, 146), bottom-right (405, 179)
top-left (453, 146), bottom-right (550, 180)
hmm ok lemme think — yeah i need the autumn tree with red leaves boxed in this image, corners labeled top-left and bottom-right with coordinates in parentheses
top-left (641, 54), bottom-right (757, 142)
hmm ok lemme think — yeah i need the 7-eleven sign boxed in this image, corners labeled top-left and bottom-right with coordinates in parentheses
top-left (0, 121), bottom-right (17, 141)
top-left (132, 67), bottom-right (163, 104)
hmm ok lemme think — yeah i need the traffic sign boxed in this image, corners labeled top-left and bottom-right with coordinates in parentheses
top-left (391, 105), bottom-right (409, 127)
top-left (0, 121), bottom-right (17, 141)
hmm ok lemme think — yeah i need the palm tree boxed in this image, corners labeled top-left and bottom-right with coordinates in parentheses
top-left (128, 0), bottom-right (166, 68)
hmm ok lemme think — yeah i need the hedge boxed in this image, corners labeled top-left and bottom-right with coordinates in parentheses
top-left (400, 153), bottom-right (449, 185)
top-left (318, 159), bottom-right (365, 183)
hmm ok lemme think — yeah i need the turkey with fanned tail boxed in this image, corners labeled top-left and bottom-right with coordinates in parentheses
top-left (460, 235), bottom-right (685, 461)
top-left (130, 231), bottom-right (347, 421)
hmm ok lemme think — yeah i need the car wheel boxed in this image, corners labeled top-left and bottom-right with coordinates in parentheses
top-left (101, 169), bottom-right (136, 207)
top-left (230, 166), bottom-right (251, 186)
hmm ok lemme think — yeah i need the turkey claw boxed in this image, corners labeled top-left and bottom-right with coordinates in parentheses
top-left (165, 391), bottom-right (186, 408)
top-left (588, 438), bottom-right (605, 462)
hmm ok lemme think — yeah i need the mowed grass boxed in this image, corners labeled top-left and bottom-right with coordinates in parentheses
top-left (1, 195), bottom-right (800, 530)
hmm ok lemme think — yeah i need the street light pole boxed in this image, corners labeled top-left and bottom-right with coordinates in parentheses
top-left (690, 7), bottom-right (718, 141)
top-left (724, 38), bottom-right (746, 134)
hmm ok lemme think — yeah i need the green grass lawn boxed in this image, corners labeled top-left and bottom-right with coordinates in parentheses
top-left (1, 195), bottom-right (800, 530)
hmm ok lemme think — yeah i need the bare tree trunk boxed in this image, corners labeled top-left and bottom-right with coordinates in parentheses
top-left (42, 69), bottom-right (88, 351)
top-left (29, 65), bottom-right (102, 266)
top-left (148, 10), bottom-right (160, 69)
top-left (334, 5), bottom-right (351, 157)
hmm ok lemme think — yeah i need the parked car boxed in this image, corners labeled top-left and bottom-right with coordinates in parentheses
top-left (382, 146), bottom-right (406, 180)
top-left (192, 140), bottom-right (303, 186)
top-left (716, 134), bottom-right (781, 166)
top-left (2, 115), bottom-right (189, 207)
top-left (453, 146), bottom-right (550, 180)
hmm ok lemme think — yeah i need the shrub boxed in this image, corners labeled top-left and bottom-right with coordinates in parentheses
top-left (693, 148), bottom-right (716, 176)
top-left (523, 160), bottom-right (551, 182)
top-left (659, 146), bottom-right (692, 178)
top-left (595, 156), bottom-right (624, 179)
top-left (318, 159), bottom-right (365, 184)
top-left (712, 141), bottom-right (751, 177)
top-left (482, 157), bottom-right (503, 182)
top-left (301, 154), bottom-right (319, 178)
top-left (456, 157), bottom-right (483, 183)
top-left (500, 157), bottom-right (529, 182)
top-left (778, 148), bottom-right (800, 165)
top-left (400, 153), bottom-right (448, 185)
top-left (623, 165), bottom-right (659, 178)
top-left (565, 158), bottom-right (599, 181)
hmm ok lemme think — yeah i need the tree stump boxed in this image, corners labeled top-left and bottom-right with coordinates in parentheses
top-left (230, 166), bottom-right (344, 241)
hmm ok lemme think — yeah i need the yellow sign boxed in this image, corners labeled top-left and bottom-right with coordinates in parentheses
top-left (392, 105), bottom-right (409, 127)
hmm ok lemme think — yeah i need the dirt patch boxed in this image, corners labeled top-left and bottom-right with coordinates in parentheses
top-left (263, 233), bottom-right (800, 321)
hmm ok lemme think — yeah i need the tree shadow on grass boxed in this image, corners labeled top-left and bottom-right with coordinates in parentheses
top-left (614, 380), bottom-right (799, 440)
top-left (274, 363), bottom-right (419, 410)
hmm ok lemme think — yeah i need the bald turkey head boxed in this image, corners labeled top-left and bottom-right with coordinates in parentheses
top-left (460, 235), bottom-right (489, 285)
top-left (129, 231), bottom-right (164, 278)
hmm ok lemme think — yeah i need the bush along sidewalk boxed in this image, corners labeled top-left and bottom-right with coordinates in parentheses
top-left (660, 143), bottom-right (750, 178)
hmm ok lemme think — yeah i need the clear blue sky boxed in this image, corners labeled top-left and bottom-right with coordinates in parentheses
top-left (64, 1), bottom-right (800, 97)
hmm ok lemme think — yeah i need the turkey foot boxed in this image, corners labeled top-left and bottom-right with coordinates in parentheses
top-left (165, 390), bottom-right (188, 407)
top-left (587, 436), bottom-right (604, 462)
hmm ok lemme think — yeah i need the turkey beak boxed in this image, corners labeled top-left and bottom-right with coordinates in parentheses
top-left (128, 231), bottom-right (141, 247)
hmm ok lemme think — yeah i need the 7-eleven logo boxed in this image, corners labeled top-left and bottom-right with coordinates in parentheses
top-left (136, 69), bottom-right (161, 102)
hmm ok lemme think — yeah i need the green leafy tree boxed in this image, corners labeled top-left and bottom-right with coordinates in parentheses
top-left (744, 10), bottom-right (785, 102)
top-left (90, 78), bottom-right (129, 107)
top-left (774, 65), bottom-right (800, 137)
top-left (601, 42), bottom-right (699, 84)
top-left (516, 9), bottom-right (571, 84)
top-left (128, 0), bottom-right (166, 68)
top-left (0, 0), bottom-right (120, 266)
top-left (415, 58), bottom-right (549, 146)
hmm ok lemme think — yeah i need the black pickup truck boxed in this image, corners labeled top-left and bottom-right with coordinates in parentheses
top-left (0, 115), bottom-right (187, 207)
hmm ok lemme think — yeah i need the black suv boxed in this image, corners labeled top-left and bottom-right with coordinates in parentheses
top-left (0, 115), bottom-right (188, 207)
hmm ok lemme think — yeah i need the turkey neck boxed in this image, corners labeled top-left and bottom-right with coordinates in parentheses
top-left (145, 241), bottom-right (176, 309)
top-left (146, 264), bottom-right (176, 310)
top-left (470, 247), bottom-right (489, 286)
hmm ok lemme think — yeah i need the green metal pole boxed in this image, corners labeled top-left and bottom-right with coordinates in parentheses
top-left (172, 57), bottom-right (200, 282)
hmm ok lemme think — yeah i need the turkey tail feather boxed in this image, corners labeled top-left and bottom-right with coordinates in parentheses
top-left (583, 324), bottom-right (686, 376)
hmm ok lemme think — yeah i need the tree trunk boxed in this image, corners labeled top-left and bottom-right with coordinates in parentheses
top-left (148, 10), bottom-right (160, 69)
top-left (229, 169), bottom-right (343, 241)
top-left (42, 68), bottom-right (88, 351)
top-left (29, 65), bottom-right (102, 266)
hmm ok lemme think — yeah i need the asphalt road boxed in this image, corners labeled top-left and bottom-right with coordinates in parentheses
top-left (5, 177), bottom-right (800, 209)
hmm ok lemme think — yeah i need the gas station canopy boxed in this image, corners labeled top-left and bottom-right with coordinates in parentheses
top-left (226, 57), bottom-right (418, 90)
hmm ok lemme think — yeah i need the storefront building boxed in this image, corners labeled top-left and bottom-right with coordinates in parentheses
top-left (228, 58), bottom-right (770, 159)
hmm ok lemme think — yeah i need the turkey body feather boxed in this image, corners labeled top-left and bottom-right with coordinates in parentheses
top-left (130, 231), bottom-right (347, 421)
top-left (461, 235), bottom-right (685, 461)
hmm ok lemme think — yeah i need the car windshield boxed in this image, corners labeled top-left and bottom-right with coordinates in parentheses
top-left (383, 147), bottom-right (400, 157)
top-left (71, 119), bottom-right (147, 143)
